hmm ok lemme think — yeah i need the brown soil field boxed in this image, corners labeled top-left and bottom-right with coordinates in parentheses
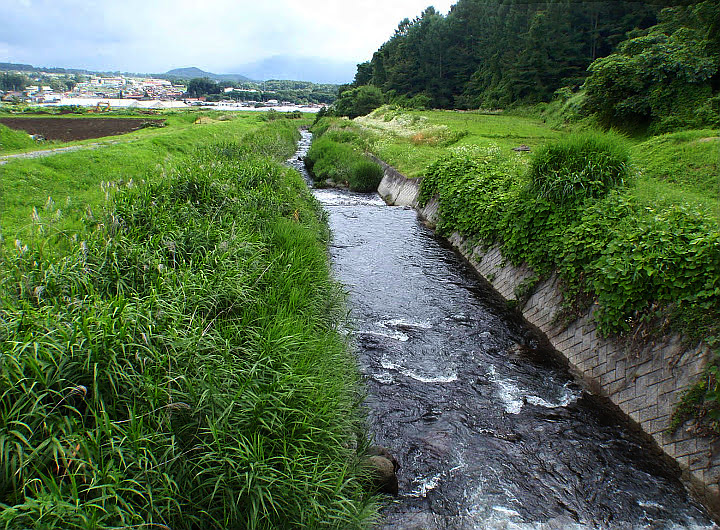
top-left (0, 117), bottom-right (165, 141)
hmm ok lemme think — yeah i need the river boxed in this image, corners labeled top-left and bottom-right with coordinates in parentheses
top-left (288, 131), bottom-right (715, 530)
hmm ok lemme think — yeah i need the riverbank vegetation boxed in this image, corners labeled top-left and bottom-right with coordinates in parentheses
top-left (419, 130), bottom-right (719, 340)
top-left (0, 119), bottom-right (378, 527)
top-left (0, 111), bottom-right (304, 238)
top-left (305, 122), bottom-right (383, 192)
top-left (312, 103), bottom-right (720, 430)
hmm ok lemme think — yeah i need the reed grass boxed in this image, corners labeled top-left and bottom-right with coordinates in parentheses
top-left (0, 112), bottom-right (273, 240)
top-left (0, 121), bottom-right (377, 528)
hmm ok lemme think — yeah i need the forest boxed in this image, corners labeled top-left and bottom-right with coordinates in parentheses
top-left (344, 0), bottom-right (719, 132)
top-left (185, 77), bottom-right (338, 105)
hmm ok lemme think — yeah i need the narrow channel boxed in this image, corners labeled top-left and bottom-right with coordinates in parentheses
top-left (288, 131), bottom-right (714, 529)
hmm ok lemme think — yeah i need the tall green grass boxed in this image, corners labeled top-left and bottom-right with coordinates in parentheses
top-left (0, 122), bottom-right (377, 528)
top-left (0, 112), bottom-right (270, 241)
top-left (304, 134), bottom-right (383, 193)
top-left (0, 123), bottom-right (38, 153)
top-left (529, 131), bottom-right (633, 204)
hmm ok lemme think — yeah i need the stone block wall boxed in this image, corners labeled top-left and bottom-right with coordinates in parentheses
top-left (376, 161), bottom-right (720, 517)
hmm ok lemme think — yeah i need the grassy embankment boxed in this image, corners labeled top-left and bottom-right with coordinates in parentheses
top-left (0, 116), bottom-right (378, 527)
top-left (314, 106), bottom-right (720, 431)
top-left (0, 112), bottom-right (271, 240)
top-left (0, 123), bottom-right (39, 152)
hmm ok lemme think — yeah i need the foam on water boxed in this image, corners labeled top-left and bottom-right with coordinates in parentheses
top-left (488, 365), bottom-right (581, 414)
top-left (380, 358), bottom-right (459, 383)
top-left (357, 329), bottom-right (410, 342)
top-left (407, 472), bottom-right (443, 498)
top-left (311, 188), bottom-right (386, 207)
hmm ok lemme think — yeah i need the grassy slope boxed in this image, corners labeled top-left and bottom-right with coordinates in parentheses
top-left (0, 123), bottom-right (38, 152)
top-left (354, 107), bottom-right (720, 219)
top-left (355, 107), bottom-right (560, 178)
top-left (0, 120), bottom-right (376, 527)
top-left (631, 130), bottom-right (720, 218)
top-left (0, 112), bottom-right (269, 241)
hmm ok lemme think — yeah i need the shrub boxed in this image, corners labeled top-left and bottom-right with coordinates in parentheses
top-left (333, 85), bottom-right (384, 119)
top-left (349, 159), bottom-right (383, 192)
top-left (582, 3), bottom-right (720, 132)
top-left (305, 135), bottom-right (382, 192)
top-left (528, 131), bottom-right (633, 204)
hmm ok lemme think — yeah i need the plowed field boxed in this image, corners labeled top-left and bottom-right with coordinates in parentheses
top-left (0, 117), bottom-right (165, 141)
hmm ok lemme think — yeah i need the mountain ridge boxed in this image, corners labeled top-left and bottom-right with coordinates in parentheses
top-left (163, 67), bottom-right (252, 82)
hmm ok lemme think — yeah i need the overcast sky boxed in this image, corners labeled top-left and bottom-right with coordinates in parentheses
top-left (2, 0), bottom-right (455, 78)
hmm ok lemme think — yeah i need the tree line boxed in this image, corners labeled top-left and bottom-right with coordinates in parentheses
top-left (185, 78), bottom-right (338, 105)
top-left (0, 72), bottom-right (78, 93)
top-left (340, 0), bottom-right (719, 131)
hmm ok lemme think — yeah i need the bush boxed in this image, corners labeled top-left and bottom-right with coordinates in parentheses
top-left (349, 159), bottom-right (383, 192)
top-left (582, 3), bottom-right (720, 131)
top-left (304, 136), bottom-right (353, 183)
top-left (333, 85), bottom-right (384, 119)
top-left (528, 131), bottom-right (633, 204)
top-left (305, 135), bottom-right (383, 192)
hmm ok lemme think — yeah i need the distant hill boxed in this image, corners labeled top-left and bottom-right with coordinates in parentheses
top-left (234, 56), bottom-right (356, 85)
top-left (0, 61), bottom-right (153, 78)
top-left (0, 62), bottom-right (93, 75)
top-left (0, 62), bottom-right (35, 72)
top-left (163, 67), bottom-right (252, 82)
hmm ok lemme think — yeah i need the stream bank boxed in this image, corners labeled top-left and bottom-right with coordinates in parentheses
top-left (373, 154), bottom-right (720, 522)
top-left (288, 131), bottom-right (715, 528)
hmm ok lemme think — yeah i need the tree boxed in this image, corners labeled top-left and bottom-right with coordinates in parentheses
top-left (356, 0), bottom-right (661, 109)
top-left (354, 62), bottom-right (373, 86)
top-left (333, 85), bottom-right (384, 118)
top-left (0, 73), bottom-right (28, 91)
top-left (186, 77), bottom-right (220, 97)
top-left (583, 1), bottom-right (720, 131)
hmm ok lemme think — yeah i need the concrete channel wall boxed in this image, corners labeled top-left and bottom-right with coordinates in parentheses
top-left (372, 155), bottom-right (720, 518)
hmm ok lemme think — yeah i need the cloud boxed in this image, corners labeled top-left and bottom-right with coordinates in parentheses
top-left (0, 0), bottom-right (456, 74)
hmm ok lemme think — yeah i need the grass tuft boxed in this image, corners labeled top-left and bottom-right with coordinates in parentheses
top-left (529, 131), bottom-right (633, 204)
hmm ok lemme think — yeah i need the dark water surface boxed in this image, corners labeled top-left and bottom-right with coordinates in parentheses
top-left (288, 131), bottom-right (714, 529)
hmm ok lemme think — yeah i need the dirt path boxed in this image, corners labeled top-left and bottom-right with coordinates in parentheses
top-left (0, 140), bottom-right (131, 165)
top-left (1, 144), bottom-right (97, 165)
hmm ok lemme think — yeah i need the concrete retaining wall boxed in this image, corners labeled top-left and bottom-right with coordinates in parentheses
top-left (375, 159), bottom-right (720, 518)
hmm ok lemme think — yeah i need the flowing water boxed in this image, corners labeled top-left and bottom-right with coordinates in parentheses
top-left (288, 131), bottom-right (715, 529)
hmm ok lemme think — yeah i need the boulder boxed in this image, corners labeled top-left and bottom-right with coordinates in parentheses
top-left (365, 445), bottom-right (400, 495)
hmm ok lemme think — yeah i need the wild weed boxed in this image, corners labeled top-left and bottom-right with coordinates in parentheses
top-left (0, 121), bottom-right (376, 528)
